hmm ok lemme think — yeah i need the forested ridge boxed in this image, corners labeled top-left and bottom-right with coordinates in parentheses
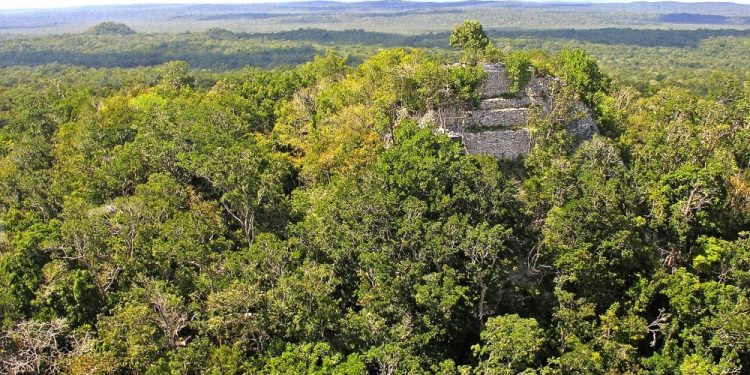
top-left (1, 22), bottom-right (750, 374)
top-left (2, 25), bottom-right (749, 95)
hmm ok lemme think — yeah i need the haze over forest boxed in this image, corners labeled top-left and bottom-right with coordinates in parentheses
top-left (3, 1), bottom-right (750, 34)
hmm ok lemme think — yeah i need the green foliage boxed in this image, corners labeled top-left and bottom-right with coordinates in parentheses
top-left (0, 24), bottom-right (748, 374)
top-left (0, 222), bottom-right (57, 327)
top-left (541, 136), bottom-right (654, 309)
top-left (263, 342), bottom-right (366, 374)
top-left (3, 21), bottom-right (749, 97)
top-left (473, 314), bottom-right (544, 374)
top-left (450, 20), bottom-right (492, 65)
top-left (553, 48), bottom-right (608, 106)
top-left (177, 139), bottom-right (293, 247)
top-left (504, 51), bottom-right (533, 95)
top-left (97, 301), bottom-right (167, 373)
top-left (87, 22), bottom-right (136, 36)
top-left (274, 48), bottom-right (484, 183)
top-left (158, 61), bottom-right (194, 92)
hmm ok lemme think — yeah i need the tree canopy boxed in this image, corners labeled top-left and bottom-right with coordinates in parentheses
top-left (1, 21), bottom-right (749, 374)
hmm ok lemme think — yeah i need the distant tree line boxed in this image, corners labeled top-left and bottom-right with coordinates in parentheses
top-left (236, 27), bottom-right (750, 48)
top-left (0, 46), bottom-right (319, 69)
top-left (658, 13), bottom-right (750, 25)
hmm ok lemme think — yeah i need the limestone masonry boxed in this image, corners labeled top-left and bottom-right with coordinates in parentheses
top-left (421, 63), bottom-right (598, 159)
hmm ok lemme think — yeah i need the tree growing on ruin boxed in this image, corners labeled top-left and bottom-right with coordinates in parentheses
top-left (450, 20), bottom-right (495, 65)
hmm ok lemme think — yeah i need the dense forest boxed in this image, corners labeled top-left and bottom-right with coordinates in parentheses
top-left (2, 25), bottom-right (749, 95)
top-left (1, 20), bottom-right (750, 374)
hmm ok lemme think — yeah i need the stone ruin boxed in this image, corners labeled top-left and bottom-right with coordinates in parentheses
top-left (421, 63), bottom-right (598, 159)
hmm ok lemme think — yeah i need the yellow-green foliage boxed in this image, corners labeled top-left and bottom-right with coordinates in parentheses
top-left (0, 23), bottom-right (749, 375)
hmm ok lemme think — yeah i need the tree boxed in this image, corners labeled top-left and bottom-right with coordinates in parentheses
top-left (504, 51), bottom-right (533, 95)
top-left (473, 314), bottom-right (544, 374)
top-left (0, 222), bottom-right (57, 327)
top-left (450, 20), bottom-right (491, 65)
top-left (0, 319), bottom-right (69, 374)
top-left (542, 136), bottom-right (654, 308)
top-left (554, 48), bottom-right (607, 106)
top-left (158, 61), bottom-right (194, 93)
top-left (262, 342), bottom-right (365, 374)
top-left (177, 141), bottom-right (292, 247)
top-left (205, 282), bottom-right (270, 353)
top-left (95, 304), bottom-right (162, 372)
top-left (460, 223), bottom-right (514, 330)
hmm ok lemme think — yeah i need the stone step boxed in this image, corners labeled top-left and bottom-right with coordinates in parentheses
top-left (478, 97), bottom-right (532, 110)
top-left (461, 129), bottom-right (531, 160)
top-left (470, 108), bottom-right (528, 128)
top-left (479, 63), bottom-right (512, 99)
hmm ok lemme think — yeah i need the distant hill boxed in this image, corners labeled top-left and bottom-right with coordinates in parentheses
top-left (2, 1), bottom-right (750, 34)
top-left (659, 12), bottom-right (750, 25)
top-left (87, 21), bottom-right (135, 35)
top-left (659, 13), bottom-right (729, 24)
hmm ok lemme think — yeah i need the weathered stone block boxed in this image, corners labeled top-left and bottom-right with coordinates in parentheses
top-left (524, 76), bottom-right (554, 99)
top-left (479, 64), bottom-right (512, 98)
top-left (568, 114), bottom-right (598, 143)
top-left (470, 108), bottom-right (528, 129)
top-left (461, 129), bottom-right (531, 159)
top-left (420, 107), bottom-right (470, 133)
top-left (478, 97), bottom-right (532, 110)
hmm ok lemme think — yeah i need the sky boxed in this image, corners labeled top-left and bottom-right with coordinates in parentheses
top-left (0, 0), bottom-right (290, 8)
top-left (0, 0), bottom-right (748, 9)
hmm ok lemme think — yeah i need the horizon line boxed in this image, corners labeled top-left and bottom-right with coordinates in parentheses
top-left (3, 0), bottom-right (749, 12)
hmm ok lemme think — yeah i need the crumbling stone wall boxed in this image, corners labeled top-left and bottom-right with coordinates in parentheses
top-left (462, 129), bottom-right (531, 159)
top-left (422, 63), bottom-right (597, 160)
top-left (479, 64), bottom-right (513, 98)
